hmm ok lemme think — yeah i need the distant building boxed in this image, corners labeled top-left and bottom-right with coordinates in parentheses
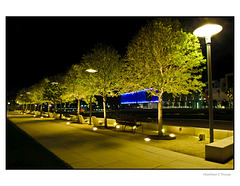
top-left (208, 73), bottom-right (233, 108)
top-left (121, 74), bottom-right (234, 109)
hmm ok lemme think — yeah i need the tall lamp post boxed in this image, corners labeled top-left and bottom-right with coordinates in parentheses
top-left (194, 24), bottom-right (222, 143)
top-left (86, 69), bottom-right (97, 125)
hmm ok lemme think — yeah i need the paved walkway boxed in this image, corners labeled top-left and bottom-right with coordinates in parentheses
top-left (7, 112), bottom-right (233, 169)
top-left (6, 118), bottom-right (72, 169)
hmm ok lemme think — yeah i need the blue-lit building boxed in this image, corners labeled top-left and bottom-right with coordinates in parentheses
top-left (120, 75), bottom-right (234, 109)
top-left (121, 89), bottom-right (204, 109)
top-left (121, 89), bottom-right (159, 104)
top-left (121, 89), bottom-right (160, 109)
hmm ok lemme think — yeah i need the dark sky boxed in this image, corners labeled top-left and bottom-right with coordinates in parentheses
top-left (6, 16), bottom-right (234, 99)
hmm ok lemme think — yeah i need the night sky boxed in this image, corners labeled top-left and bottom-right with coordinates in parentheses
top-left (6, 16), bottom-right (234, 99)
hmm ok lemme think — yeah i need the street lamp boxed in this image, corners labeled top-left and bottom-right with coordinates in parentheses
top-left (86, 68), bottom-right (97, 125)
top-left (194, 24), bottom-right (222, 143)
top-left (86, 69), bottom-right (97, 73)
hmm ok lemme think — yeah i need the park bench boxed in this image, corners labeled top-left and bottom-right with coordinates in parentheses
top-left (205, 136), bottom-right (233, 163)
top-left (79, 115), bottom-right (89, 124)
top-left (116, 118), bottom-right (143, 133)
top-left (92, 116), bottom-right (117, 128)
top-left (92, 116), bottom-right (104, 128)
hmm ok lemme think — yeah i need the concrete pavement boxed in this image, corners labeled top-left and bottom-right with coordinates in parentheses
top-left (6, 118), bottom-right (72, 169)
top-left (7, 112), bottom-right (233, 169)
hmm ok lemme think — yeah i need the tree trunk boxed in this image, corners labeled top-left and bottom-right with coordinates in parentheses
top-left (40, 103), bottom-right (43, 116)
top-left (48, 102), bottom-right (50, 117)
top-left (158, 93), bottom-right (163, 136)
top-left (53, 101), bottom-right (56, 114)
top-left (185, 95), bottom-right (187, 108)
top-left (89, 96), bottom-right (92, 125)
top-left (60, 100), bottom-right (62, 120)
top-left (103, 96), bottom-right (107, 128)
top-left (77, 98), bottom-right (80, 123)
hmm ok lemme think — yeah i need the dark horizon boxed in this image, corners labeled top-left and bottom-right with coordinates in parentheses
top-left (6, 16), bottom-right (234, 99)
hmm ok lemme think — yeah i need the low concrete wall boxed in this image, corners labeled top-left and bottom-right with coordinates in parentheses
top-left (33, 111), bottom-right (41, 116)
top-left (141, 122), bottom-right (158, 130)
top-left (205, 136), bottom-right (233, 163)
top-left (164, 125), bottom-right (233, 139)
top-left (140, 122), bottom-right (233, 139)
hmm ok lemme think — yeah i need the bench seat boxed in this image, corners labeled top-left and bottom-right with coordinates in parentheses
top-left (205, 136), bottom-right (233, 163)
top-left (116, 118), bottom-right (143, 133)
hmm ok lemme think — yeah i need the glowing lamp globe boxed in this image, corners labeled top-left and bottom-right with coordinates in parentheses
top-left (86, 69), bottom-right (97, 73)
top-left (193, 24), bottom-right (222, 38)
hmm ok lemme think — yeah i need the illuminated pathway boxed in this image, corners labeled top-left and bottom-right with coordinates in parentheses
top-left (7, 112), bottom-right (233, 169)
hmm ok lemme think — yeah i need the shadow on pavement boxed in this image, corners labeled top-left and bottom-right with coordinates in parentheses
top-left (6, 119), bottom-right (73, 169)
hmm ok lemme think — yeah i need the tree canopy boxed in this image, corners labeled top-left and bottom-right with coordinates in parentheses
top-left (82, 43), bottom-right (122, 127)
top-left (14, 19), bottom-right (207, 132)
top-left (125, 18), bottom-right (206, 136)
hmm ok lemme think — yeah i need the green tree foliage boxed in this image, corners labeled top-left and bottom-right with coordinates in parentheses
top-left (126, 18), bottom-right (206, 136)
top-left (15, 90), bottom-right (25, 110)
top-left (43, 76), bottom-right (63, 115)
top-left (15, 89), bottom-right (31, 112)
top-left (82, 43), bottom-right (122, 128)
top-left (64, 64), bottom-right (91, 123)
top-left (28, 81), bottom-right (45, 113)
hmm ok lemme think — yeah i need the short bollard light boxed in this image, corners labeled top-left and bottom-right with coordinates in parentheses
top-left (66, 122), bottom-right (70, 125)
top-left (144, 137), bottom-right (151, 142)
top-left (93, 127), bottom-right (98, 131)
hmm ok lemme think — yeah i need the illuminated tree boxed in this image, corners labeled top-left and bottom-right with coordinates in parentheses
top-left (64, 64), bottom-right (90, 123)
top-left (28, 81), bottom-right (45, 113)
top-left (43, 76), bottom-right (63, 116)
top-left (126, 18), bottom-right (206, 137)
top-left (82, 44), bottom-right (122, 128)
top-left (15, 90), bottom-right (25, 111)
top-left (15, 89), bottom-right (31, 112)
top-left (54, 75), bottom-right (69, 119)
